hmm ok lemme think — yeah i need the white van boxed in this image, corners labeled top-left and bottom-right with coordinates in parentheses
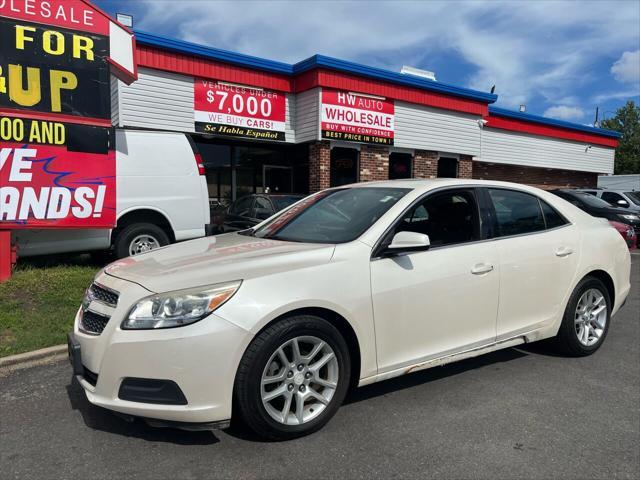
top-left (13, 129), bottom-right (210, 258)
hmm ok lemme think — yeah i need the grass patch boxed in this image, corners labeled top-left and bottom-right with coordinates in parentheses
top-left (0, 254), bottom-right (103, 357)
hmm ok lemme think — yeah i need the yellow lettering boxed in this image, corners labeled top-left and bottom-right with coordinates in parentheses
top-left (8, 64), bottom-right (41, 107)
top-left (49, 70), bottom-right (77, 112)
top-left (15, 25), bottom-right (36, 50)
top-left (29, 120), bottom-right (42, 143)
top-left (27, 120), bottom-right (66, 145)
top-left (0, 66), bottom-right (5, 94)
top-left (43, 30), bottom-right (65, 56)
top-left (0, 117), bottom-right (25, 142)
top-left (54, 123), bottom-right (65, 144)
top-left (73, 35), bottom-right (94, 61)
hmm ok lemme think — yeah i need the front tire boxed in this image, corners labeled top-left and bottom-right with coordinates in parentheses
top-left (234, 315), bottom-right (351, 440)
top-left (553, 276), bottom-right (611, 356)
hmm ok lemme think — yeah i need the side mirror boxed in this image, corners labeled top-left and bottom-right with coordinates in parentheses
top-left (386, 231), bottom-right (430, 254)
top-left (617, 200), bottom-right (629, 207)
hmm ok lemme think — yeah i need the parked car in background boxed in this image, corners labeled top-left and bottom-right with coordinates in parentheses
top-left (608, 221), bottom-right (637, 251)
top-left (551, 189), bottom-right (640, 247)
top-left (578, 188), bottom-right (640, 213)
top-left (213, 193), bottom-right (306, 233)
top-left (69, 179), bottom-right (631, 440)
top-left (13, 130), bottom-right (211, 259)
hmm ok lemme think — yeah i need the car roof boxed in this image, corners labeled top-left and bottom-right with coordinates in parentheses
top-left (343, 178), bottom-right (554, 194)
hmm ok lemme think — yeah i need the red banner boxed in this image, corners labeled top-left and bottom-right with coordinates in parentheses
top-left (0, 0), bottom-right (109, 35)
top-left (194, 79), bottom-right (287, 141)
top-left (0, 117), bottom-right (115, 228)
top-left (321, 89), bottom-right (395, 145)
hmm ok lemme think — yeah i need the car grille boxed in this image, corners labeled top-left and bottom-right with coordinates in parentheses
top-left (89, 283), bottom-right (119, 307)
top-left (81, 310), bottom-right (111, 335)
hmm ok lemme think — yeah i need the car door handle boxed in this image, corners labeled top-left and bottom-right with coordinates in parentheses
top-left (471, 263), bottom-right (494, 275)
top-left (555, 247), bottom-right (574, 257)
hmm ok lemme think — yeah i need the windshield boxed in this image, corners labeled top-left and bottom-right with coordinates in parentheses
top-left (252, 187), bottom-right (409, 243)
top-left (272, 195), bottom-right (305, 211)
top-left (566, 192), bottom-right (615, 208)
top-left (625, 192), bottom-right (640, 206)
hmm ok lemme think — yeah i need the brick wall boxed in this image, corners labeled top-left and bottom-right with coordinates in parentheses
top-left (413, 150), bottom-right (439, 178)
top-left (309, 141), bottom-right (330, 192)
top-left (458, 155), bottom-right (473, 179)
top-left (473, 162), bottom-right (598, 189)
top-left (359, 144), bottom-right (389, 182)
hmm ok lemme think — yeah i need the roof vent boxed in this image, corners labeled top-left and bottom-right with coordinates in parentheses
top-left (400, 65), bottom-right (436, 81)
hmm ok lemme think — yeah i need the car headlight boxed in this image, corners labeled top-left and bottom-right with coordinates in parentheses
top-left (618, 214), bottom-right (640, 222)
top-left (122, 281), bottom-right (241, 330)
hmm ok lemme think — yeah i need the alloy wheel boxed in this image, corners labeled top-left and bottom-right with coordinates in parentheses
top-left (260, 336), bottom-right (339, 426)
top-left (574, 288), bottom-right (607, 347)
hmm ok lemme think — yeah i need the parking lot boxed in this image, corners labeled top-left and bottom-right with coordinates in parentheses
top-left (0, 256), bottom-right (638, 480)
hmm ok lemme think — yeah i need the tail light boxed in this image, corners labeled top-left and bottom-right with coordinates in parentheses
top-left (194, 153), bottom-right (205, 176)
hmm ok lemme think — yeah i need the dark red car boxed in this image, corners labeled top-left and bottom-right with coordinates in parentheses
top-left (609, 220), bottom-right (637, 250)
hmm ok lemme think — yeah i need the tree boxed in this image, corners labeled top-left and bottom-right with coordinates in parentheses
top-left (600, 101), bottom-right (640, 174)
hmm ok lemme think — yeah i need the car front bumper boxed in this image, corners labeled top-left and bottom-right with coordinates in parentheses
top-left (71, 272), bottom-right (253, 426)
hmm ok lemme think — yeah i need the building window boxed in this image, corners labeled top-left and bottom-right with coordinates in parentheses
top-left (193, 136), bottom-right (308, 207)
top-left (389, 152), bottom-right (413, 179)
top-left (330, 147), bottom-right (359, 187)
top-left (437, 156), bottom-right (458, 178)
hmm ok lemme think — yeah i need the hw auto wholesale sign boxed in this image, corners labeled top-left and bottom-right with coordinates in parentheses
top-left (0, 0), bottom-right (133, 228)
top-left (194, 79), bottom-right (287, 141)
top-left (321, 89), bottom-right (394, 145)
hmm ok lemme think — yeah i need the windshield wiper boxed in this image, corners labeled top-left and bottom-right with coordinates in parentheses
top-left (238, 229), bottom-right (256, 237)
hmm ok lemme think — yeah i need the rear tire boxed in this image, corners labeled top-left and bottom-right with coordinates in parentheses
top-left (234, 315), bottom-right (351, 440)
top-left (113, 223), bottom-right (170, 259)
top-left (552, 276), bottom-right (611, 356)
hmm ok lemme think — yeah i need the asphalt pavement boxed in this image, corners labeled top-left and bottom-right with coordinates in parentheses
top-left (1, 256), bottom-right (639, 479)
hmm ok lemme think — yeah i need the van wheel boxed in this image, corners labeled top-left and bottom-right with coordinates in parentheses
top-left (114, 223), bottom-right (170, 259)
top-left (234, 315), bottom-right (351, 440)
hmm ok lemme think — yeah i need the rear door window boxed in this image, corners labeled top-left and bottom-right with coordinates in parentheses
top-left (487, 189), bottom-right (546, 237)
top-left (540, 200), bottom-right (568, 229)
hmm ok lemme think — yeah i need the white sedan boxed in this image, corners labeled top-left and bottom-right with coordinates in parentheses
top-left (68, 179), bottom-right (631, 440)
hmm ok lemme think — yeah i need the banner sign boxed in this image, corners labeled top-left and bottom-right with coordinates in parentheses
top-left (0, 15), bottom-right (110, 120)
top-left (321, 89), bottom-right (394, 145)
top-left (0, 115), bottom-right (115, 228)
top-left (194, 79), bottom-right (287, 141)
top-left (0, 0), bottom-right (110, 35)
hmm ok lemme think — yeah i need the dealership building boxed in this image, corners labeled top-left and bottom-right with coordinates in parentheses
top-left (109, 30), bottom-right (621, 205)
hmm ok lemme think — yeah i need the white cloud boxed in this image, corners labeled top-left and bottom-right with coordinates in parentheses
top-left (592, 90), bottom-right (640, 103)
top-left (543, 105), bottom-right (586, 121)
top-left (133, 0), bottom-right (640, 109)
top-left (611, 50), bottom-right (640, 84)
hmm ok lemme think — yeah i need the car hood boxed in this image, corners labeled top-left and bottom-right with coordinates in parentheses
top-left (105, 233), bottom-right (335, 293)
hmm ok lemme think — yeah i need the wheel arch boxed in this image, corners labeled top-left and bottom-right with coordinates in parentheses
top-left (112, 207), bottom-right (176, 244)
top-left (583, 269), bottom-right (615, 307)
top-left (245, 306), bottom-right (362, 391)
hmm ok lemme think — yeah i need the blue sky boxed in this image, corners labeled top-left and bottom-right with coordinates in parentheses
top-left (96, 0), bottom-right (640, 125)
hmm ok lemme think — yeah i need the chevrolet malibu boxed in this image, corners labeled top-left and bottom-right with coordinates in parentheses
top-left (68, 179), bottom-right (631, 440)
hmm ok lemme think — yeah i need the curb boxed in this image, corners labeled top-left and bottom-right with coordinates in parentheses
top-left (0, 344), bottom-right (67, 372)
